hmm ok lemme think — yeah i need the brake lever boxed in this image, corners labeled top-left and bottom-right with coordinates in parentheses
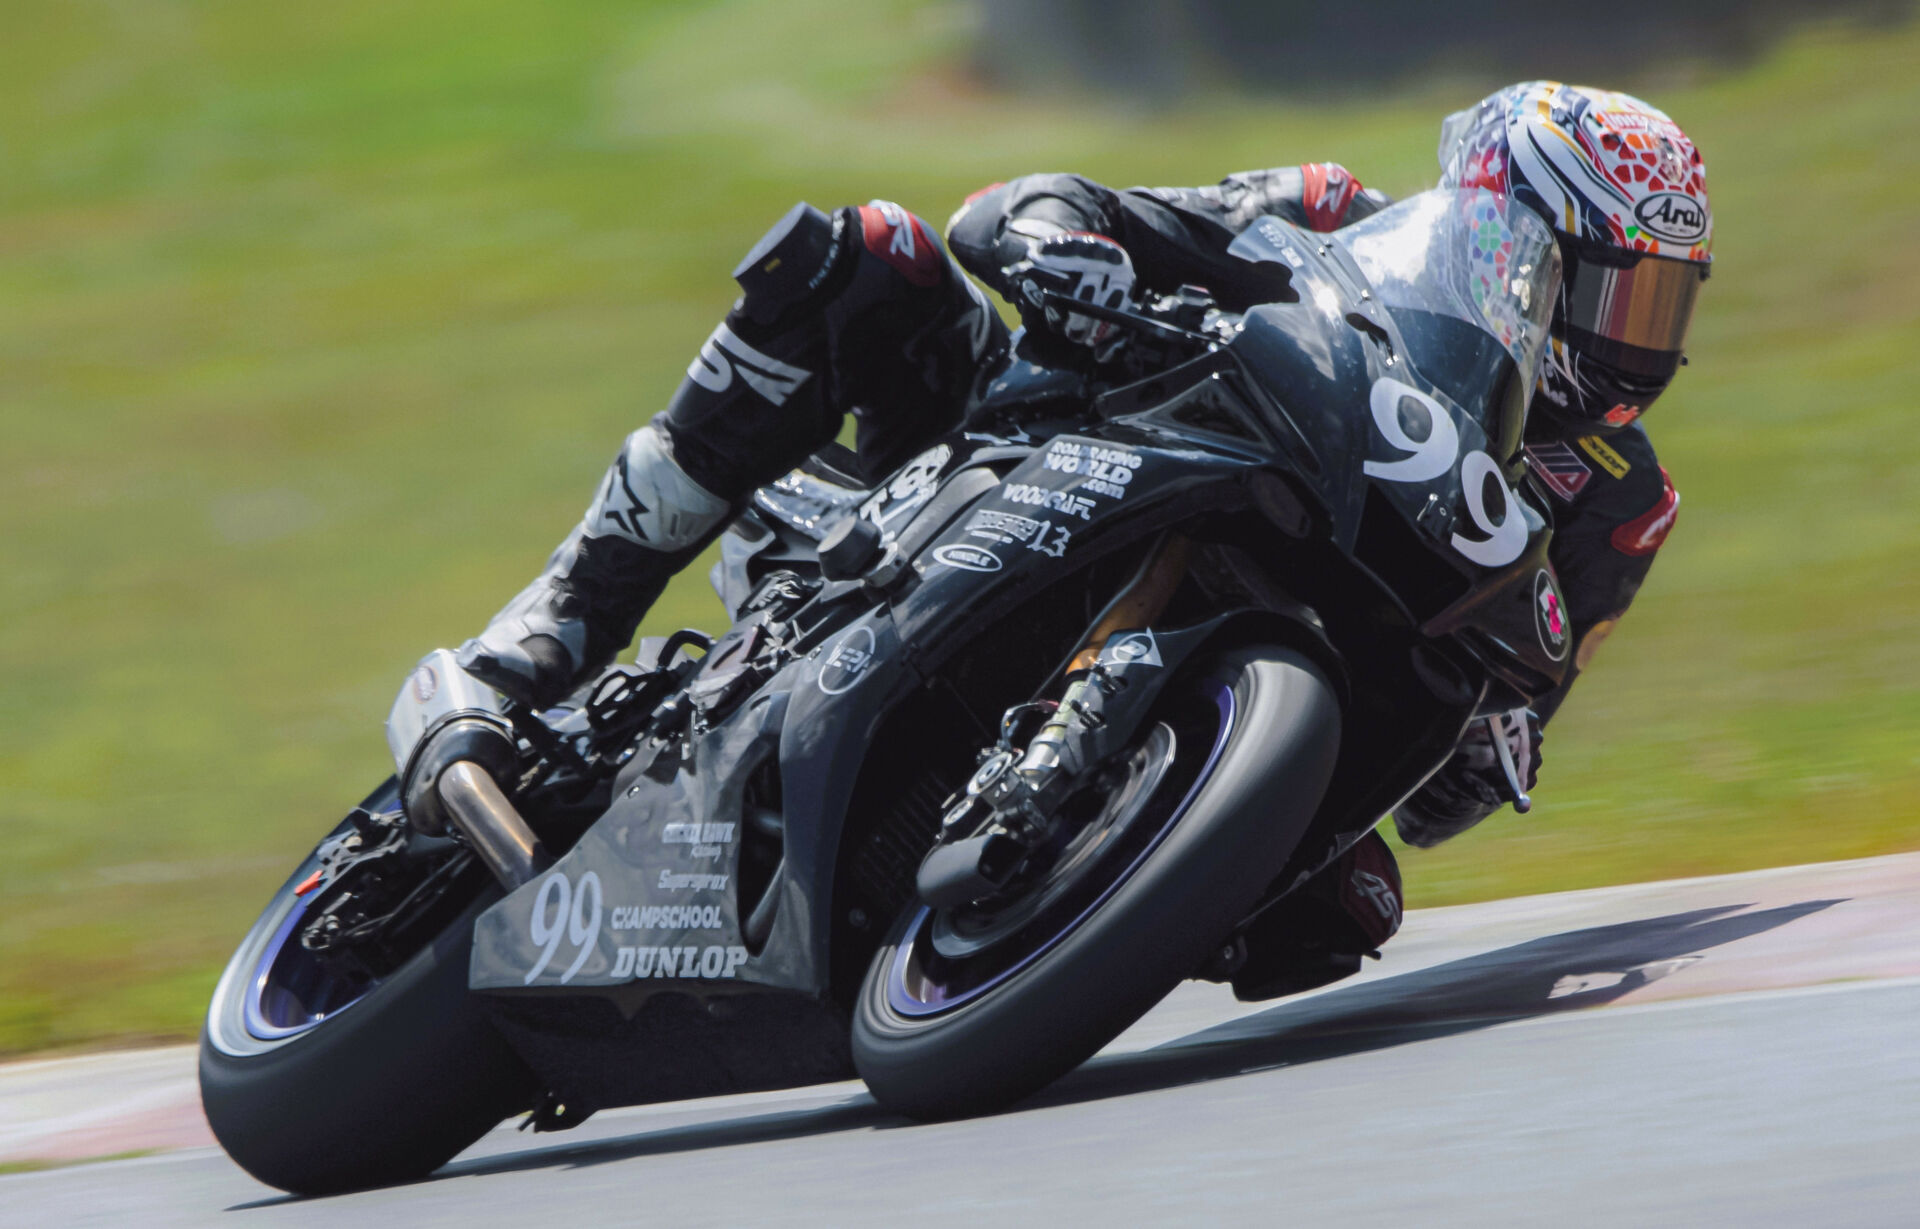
top-left (1486, 711), bottom-right (1533, 814)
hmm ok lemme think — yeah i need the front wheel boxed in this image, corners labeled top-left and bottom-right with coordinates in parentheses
top-left (852, 645), bottom-right (1341, 1119)
top-left (199, 781), bottom-right (536, 1194)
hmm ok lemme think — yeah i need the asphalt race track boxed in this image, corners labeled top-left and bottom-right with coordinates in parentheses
top-left (8, 852), bottom-right (1920, 1227)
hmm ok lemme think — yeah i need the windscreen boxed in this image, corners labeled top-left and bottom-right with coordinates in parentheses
top-left (1336, 188), bottom-right (1561, 404)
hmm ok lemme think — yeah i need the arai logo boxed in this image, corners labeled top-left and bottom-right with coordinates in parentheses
top-left (932, 543), bottom-right (1002, 573)
top-left (1633, 192), bottom-right (1707, 244)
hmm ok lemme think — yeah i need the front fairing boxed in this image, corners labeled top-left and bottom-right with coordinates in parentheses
top-left (1221, 192), bottom-right (1572, 691)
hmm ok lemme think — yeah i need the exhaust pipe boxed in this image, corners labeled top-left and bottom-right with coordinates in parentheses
top-left (436, 760), bottom-right (548, 890)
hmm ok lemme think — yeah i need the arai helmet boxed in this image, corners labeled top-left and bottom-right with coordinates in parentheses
top-left (1438, 82), bottom-right (1712, 433)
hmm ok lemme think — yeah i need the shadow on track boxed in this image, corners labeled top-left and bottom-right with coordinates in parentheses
top-left (1021, 898), bottom-right (1843, 1112)
top-left (228, 897), bottom-right (1838, 1207)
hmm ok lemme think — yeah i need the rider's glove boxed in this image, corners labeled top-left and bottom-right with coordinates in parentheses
top-left (1393, 707), bottom-right (1542, 849)
top-left (1001, 221), bottom-right (1136, 359)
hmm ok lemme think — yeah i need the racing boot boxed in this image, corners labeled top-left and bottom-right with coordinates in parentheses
top-left (455, 423), bottom-right (732, 708)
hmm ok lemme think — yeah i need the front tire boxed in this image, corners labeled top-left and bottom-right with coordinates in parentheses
top-left (852, 646), bottom-right (1340, 1119)
top-left (200, 795), bottom-right (535, 1194)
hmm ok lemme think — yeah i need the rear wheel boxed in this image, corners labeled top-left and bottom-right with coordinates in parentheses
top-left (852, 645), bottom-right (1340, 1119)
top-left (199, 782), bottom-right (535, 1194)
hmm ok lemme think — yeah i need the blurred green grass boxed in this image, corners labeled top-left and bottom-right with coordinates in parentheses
top-left (3, 1), bottom-right (1917, 1054)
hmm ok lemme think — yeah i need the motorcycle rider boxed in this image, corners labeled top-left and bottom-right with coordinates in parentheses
top-left (447, 82), bottom-right (1711, 994)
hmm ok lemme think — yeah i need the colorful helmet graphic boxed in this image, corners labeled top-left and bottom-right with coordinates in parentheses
top-left (1438, 82), bottom-right (1712, 432)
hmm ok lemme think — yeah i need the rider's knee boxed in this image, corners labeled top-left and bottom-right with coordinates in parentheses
top-left (728, 199), bottom-right (977, 334)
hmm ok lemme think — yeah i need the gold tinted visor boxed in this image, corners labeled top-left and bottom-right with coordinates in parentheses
top-left (1563, 253), bottom-right (1706, 378)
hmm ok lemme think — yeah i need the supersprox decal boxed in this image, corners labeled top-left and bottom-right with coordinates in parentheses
top-left (657, 869), bottom-right (729, 892)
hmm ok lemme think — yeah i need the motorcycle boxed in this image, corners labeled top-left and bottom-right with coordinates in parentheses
top-left (200, 187), bottom-right (1569, 1194)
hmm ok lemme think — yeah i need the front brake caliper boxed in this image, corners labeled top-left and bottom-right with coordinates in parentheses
top-left (916, 663), bottom-right (1132, 909)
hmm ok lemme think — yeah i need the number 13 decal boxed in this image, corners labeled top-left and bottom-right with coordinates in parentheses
top-left (1364, 377), bottom-right (1527, 567)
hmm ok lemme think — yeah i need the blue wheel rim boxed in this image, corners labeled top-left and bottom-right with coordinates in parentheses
top-left (242, 890), bottom-right (383, 1041)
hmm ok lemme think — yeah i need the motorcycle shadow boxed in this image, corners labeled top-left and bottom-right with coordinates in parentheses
top-left (241, 897), bottom-right (1836, 1202)
top-left (1024, 897), bottom-right (1843, 1112)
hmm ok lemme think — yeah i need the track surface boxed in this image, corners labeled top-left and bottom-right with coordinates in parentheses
top-left (9, 852), bottom-right (1920, 1227)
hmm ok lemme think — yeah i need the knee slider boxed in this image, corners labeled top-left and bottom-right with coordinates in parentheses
top-left (732, 202), bottom-right (844, 327)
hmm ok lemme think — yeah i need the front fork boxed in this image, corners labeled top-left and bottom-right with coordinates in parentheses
top-left (915, 535), bottom-right (1192, 908)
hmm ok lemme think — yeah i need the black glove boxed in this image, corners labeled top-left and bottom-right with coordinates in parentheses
top-left (1394, 707), bottom-right (1542, 849)
top-left (1001, 223), bottom-right (1136, 359)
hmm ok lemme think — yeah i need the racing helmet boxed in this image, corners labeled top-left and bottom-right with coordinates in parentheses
top-left (1438, 82), bottom-right (1712, 433)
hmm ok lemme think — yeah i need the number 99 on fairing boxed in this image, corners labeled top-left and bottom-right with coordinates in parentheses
top-left (524, 870), bottom-right (603, 985)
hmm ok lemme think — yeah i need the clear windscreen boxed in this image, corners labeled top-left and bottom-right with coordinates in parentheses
top-left (1335, 188), bottom-right (1562, 399)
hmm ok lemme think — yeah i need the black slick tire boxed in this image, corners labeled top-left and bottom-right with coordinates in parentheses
top-left (199, 888), bottom-right (535, 1195)
top-left (852, 646), bottom-right (1340, 1120)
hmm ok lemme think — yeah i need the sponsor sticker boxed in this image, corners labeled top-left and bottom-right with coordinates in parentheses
top-left (1098, 629), bottom-right (1163, 668)
top-left (860, 443), bottom-right (951, 535)
top-left (1633, 191), bottom-right (1709, 244)
top-left (1523, 441), bottom-right (1592, 501)
top-left (657, 869), bottom-right (730, 892)
top-left (967, 509), bottom-right (1044, 545)
top-left (1002, 483), bottom-right (1095, 520)
top-left (1533, 570), bottom-right (1569, 661)
top-left (663, 822), bottom-right (736, 845)
top-left (611, 904), bottom-right (724, 931)
top-left (818, 625), bottom-right (877, 695)
top-left (663, 821), bottom-right (735, 859)
top-left (1042, 439), bottom-right (1142, 500)
top-left (1576, 434), bottom-right (1631, 479)
top-left (610, 944), bottom-right (750, 980)
top-left (933, 542), bottom-right (1002, 573)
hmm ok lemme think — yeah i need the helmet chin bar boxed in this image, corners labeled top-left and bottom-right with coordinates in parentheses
top-left (1530, 336), bottom-right (1674, 435)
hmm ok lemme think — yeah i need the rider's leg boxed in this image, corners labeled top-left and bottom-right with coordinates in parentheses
top-left (458, 201), bottom-right (1004, 706)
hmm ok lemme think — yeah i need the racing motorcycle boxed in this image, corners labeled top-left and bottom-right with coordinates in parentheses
top-left (200, 188), bottom-right (1570, 1194)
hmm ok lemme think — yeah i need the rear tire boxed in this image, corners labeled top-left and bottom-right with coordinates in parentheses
top-left (200, 822), bottom-right (534, 1194)
top-left (852, 645), bottom-right (1339, 1119)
